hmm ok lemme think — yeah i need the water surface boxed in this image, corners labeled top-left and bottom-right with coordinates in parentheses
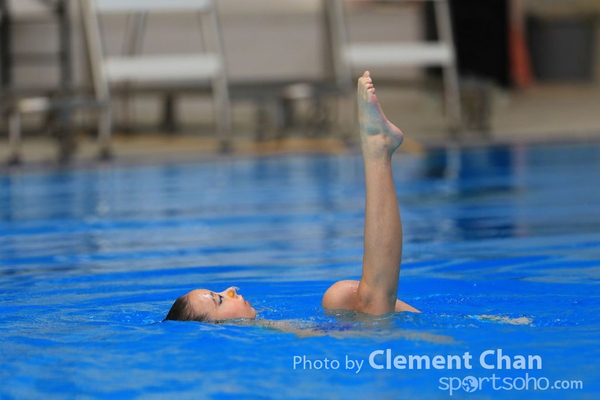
top-left (1, 143), bottom-right (599, 398)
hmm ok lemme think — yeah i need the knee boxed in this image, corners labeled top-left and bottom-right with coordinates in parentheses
top-left (322, 280), bottom-right (358, 310)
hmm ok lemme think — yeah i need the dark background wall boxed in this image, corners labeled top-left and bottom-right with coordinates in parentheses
top-left (425, 0), bottom-right (510, 88)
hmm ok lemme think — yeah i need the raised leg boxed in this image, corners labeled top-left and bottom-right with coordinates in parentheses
top-left (322, 71), bottom-right (418, 314)
top-left (356, 71), bottom-right (405, 314)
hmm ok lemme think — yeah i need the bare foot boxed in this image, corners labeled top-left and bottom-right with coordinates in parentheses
top-left (357, 71), bottom-right (404, 158)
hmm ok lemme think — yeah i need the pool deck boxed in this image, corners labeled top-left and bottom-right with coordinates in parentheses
top-left (2, 82), bottom-right (600, 169)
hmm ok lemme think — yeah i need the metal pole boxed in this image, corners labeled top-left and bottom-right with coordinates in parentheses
top-left (1, 0), bottom-right (12, 90)
top-left (120, 13), bottom-right (147, 131)
top-left (434, 0), bottom-right (462, 133)
top-left (80, 0), bottom-right (112, 158)
top-left (57, 0), bottom-right (72, 92)
top-left (205, 1), bottom-right (232, 152)
top-left (327, 0), bottom-right (352, 93)
top-left (8, 109), bottom-right (21, 164)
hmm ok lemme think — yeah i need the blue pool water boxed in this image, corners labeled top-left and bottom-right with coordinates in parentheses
top-left (1, 142), bottom-right (599, 399)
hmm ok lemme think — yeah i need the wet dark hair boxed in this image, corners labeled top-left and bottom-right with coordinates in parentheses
top-left (164, 294), bottom-right (210, 323)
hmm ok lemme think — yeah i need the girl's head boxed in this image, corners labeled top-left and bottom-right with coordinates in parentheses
top-left (165, 287), bottom-right (256, 322)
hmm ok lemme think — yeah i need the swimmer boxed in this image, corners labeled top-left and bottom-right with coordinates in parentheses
top-left (165, 71), bottom-right (419, 324)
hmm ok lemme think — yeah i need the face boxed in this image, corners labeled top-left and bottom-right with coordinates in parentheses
top-left (186, 287), bottom-right (257, 320)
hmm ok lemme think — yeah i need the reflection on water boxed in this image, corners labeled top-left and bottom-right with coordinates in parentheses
top-left (414, 143), bottom-right (600, 243)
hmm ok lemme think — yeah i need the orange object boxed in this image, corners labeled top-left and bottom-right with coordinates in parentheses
top-left (509, 0), bottom-right (534, 88)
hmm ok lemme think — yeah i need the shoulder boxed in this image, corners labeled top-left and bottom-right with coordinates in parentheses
top-left (322, 280), bottom-right (360, 311)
